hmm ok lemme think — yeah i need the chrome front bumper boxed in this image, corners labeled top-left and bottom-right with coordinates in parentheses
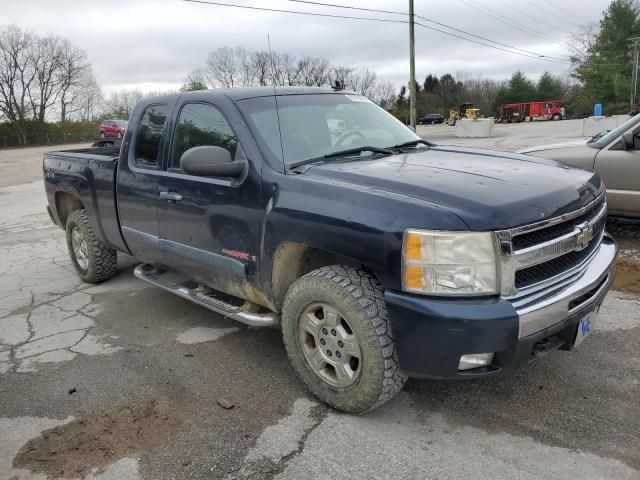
top-left (511, 234), bottom-right (617, 338)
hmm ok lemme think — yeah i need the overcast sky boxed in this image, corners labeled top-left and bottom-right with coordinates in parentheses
top-left (4, 0), bottom-right (611, 93)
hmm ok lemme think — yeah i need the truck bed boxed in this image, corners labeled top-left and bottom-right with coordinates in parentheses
top-left (43, 146), bottom-right (128, 253)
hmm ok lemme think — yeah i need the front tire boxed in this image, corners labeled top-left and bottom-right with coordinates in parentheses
top-left (65, 209), bottom-right (117, 283)
top-left (281, 265), bottom-right (407, 413)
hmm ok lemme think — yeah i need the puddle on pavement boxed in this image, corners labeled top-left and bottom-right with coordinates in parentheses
top-left (13, 399), bottom-right (180, 479)
top-left (614, 261), bottom-right (640, 294)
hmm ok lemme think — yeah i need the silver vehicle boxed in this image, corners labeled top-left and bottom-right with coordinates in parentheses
top-left (518, 114), bottom-right (640, 218)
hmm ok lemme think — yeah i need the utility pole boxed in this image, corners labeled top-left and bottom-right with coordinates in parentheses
top-left (409, 0), bottom-right (416, 131)
top-left (629, 37), bottom-right (640, 108)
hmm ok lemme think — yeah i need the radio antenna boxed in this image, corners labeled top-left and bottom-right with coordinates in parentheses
top-left (267, 34), bottom-right (286, 168)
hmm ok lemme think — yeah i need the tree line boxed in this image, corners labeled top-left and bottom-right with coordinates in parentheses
top-left (0, 25), bottom-right (102, 145)
top-left (183, 46), bottom-right (397, 109)
top-left (392, 70), bottom-right (578, 120)
top-left (1, 0), bottom-right (637, 147)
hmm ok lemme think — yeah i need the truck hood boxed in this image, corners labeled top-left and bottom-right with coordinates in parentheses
top-left (303, 146), bottom-right (603, 230)
top-left (516, 137), bottom-right (591, 154)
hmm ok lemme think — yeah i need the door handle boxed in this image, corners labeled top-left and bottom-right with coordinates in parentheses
top-left (159, 191), bottom-right (183, 202)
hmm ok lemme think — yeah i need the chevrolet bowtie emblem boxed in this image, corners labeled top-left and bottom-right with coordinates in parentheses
top-left (575, 222), bottom-right (593, 251)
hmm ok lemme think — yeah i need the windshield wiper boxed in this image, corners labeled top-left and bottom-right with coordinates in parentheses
top-left (588, 130), bottom-right (609, 143)
top-left (288, 146), bottom-right (394, 170)
top-left (388, 139), bottom-right (433, 150)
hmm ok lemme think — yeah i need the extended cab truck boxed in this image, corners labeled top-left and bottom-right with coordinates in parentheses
top-left (44, 87), bottom-right (617, 413)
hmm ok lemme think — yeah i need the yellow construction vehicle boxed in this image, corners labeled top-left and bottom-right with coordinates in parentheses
top-left (447, 103), bottom-right (483, 125)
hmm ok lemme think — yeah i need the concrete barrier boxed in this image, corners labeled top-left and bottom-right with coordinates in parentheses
top-left (583, 115), bottom-right (630, 136)
top-left (455, 118), bottom-right (494, 138)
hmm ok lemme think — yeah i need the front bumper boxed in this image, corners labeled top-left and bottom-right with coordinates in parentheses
top-left (385, 235), bottom-right (617, 379)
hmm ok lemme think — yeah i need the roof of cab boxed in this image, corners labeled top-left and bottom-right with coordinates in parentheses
top-left (181, 86), bottom-right (352, 101)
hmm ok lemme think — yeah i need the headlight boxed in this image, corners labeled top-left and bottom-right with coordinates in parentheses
top-left (402, 229), bottom-right (498, 295)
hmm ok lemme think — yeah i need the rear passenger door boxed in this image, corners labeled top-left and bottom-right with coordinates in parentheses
top-left (117, 103), bottom-right (170, 264)
top-left (156, 99), bottom-right (262, 299)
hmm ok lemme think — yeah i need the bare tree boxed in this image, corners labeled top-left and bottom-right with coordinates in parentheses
top-left (273, 52), bottom-right (299, 86)
top-left (348, 68), bottom-right (378, 97)
top-left (197, 45), bottom-right (397, 106)
top-left (568, 23), bottom-right (599, 65)
top-left (75, 76), bottom-right (103, 121)
top-left (0, 26), bottom-right (38, 144)
top-left (57, 39), bottom-right (92, 123)
top-left (329, 66), bottom-right (354, 88)
top-left (370, 80), bottom-right (396, 109)
top-left (181, 68), bottom-right (208, 91)
top-left (295, 56), bottom-right (330, 86)
top-left (206, 46), bottom-right (240, 88)
top-left (104, 89), bottom-right (143, 119)
top-left (252, 51), bottom-right (272, 86)
top-left (30, 34), bottom-right (66, 122)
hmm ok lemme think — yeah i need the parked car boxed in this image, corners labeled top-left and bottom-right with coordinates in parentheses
top-left (99, 119), bottom-right (128, 139)
top-left (44, 87), bottom-right (616, 413)
top-left (518, 113), bottom-right (640, 218)
top-left (418, 113), bottom-right (444, 125)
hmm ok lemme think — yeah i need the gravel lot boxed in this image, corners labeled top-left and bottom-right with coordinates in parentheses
top-left (1, 122), bottom-right (639, 480)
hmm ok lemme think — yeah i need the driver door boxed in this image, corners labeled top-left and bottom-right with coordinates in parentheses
top-left (594, 126), bottom-right (640, 217)
top-left (156, 100), bottom-right (262, 299)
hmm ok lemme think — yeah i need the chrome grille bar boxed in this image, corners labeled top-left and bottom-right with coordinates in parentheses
top-left (496, 194), bottom-right (606, 297)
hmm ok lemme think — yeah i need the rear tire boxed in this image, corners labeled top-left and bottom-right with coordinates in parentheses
top-left (281, 265), bottom-right (407, 413)
top-left (65, 209), bottom-right (117, 283)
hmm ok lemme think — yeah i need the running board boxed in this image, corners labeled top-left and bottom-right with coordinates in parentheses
top-left (133, 264), bottom-right (278, 327)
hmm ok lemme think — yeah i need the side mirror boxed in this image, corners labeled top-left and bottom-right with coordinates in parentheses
top-left (622, 131), bottom-right (636, 150)
top-left (180, 145), bottom-right (244, 177)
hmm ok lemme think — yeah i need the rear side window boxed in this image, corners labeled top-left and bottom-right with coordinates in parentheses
top-left (134, 104), bottom-right (169, 167)
top-left (170, 103), bottom-right (238, 171)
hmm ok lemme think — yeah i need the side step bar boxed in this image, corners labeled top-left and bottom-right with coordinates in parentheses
top-left (133, 264), bottom-right (278, 327)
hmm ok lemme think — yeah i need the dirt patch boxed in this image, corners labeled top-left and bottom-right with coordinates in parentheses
top-left (13, 398), bottom-right (180, 478)
top-left (614, 260), bottom-right (640, 294)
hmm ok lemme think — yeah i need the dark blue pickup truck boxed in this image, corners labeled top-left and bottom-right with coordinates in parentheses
top-left (43, 87), bottom-right (617, 413)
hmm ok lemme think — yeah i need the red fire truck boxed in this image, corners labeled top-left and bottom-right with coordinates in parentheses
top-left (495, 100), bottom-right (565, 123)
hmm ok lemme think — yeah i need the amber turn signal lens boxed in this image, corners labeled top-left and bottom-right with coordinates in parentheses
top-left (404, 266), bottom-right (425, 290)
top-left (405, 233), bottom-right (422, 261)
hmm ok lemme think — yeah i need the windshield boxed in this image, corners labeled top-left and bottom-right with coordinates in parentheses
top-left (592, 113), bottom-right (640, 148)
top-left (114, 120), bottom-right (129, 127)
top-left (237, 93), bottom-right (419, 168)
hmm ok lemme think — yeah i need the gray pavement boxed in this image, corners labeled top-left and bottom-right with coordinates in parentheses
top-left (417, 118), bottom-right (587, 151)
top-left (0, 138), bottom-right (639, 480)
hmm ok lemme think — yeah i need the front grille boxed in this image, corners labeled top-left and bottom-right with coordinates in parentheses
top-left (515, 215), bottom-right (605, 289)
top-left (512, 196), bottom-right (605, 251)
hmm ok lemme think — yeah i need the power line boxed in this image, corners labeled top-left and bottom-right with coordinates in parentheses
top-left (183, 0), bottom-right (409, 24)
top-left (413, 20), bottom-right (569, 64)
top-left (458, 0), bottom-right (564, 44)
top-left (494, 0), bottom-right (568, 33)
top-left (281, 0), bottom-right (569, 61)
top-left (183, 0), bottom-right (622, 67)
top-left (283, 0), bottom-right (406, 16)
top-left (521, 0), bottom-right (582, 27)
top-left (540, 0), bottom-right (591, 24)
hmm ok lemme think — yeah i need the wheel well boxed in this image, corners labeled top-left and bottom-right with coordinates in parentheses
top-left (55, 192), bottom-right (83, 226)
top-left (271, 243), bottom-right (363, 309)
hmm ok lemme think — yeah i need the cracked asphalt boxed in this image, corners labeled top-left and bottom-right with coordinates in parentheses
top-left (1, 125), bottom-right (639, 480)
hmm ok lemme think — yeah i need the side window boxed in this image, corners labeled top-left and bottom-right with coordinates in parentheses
top-left (170, 103), bottom-right (238, 171)
top-left (134, 104), bottom-right (169, 168)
